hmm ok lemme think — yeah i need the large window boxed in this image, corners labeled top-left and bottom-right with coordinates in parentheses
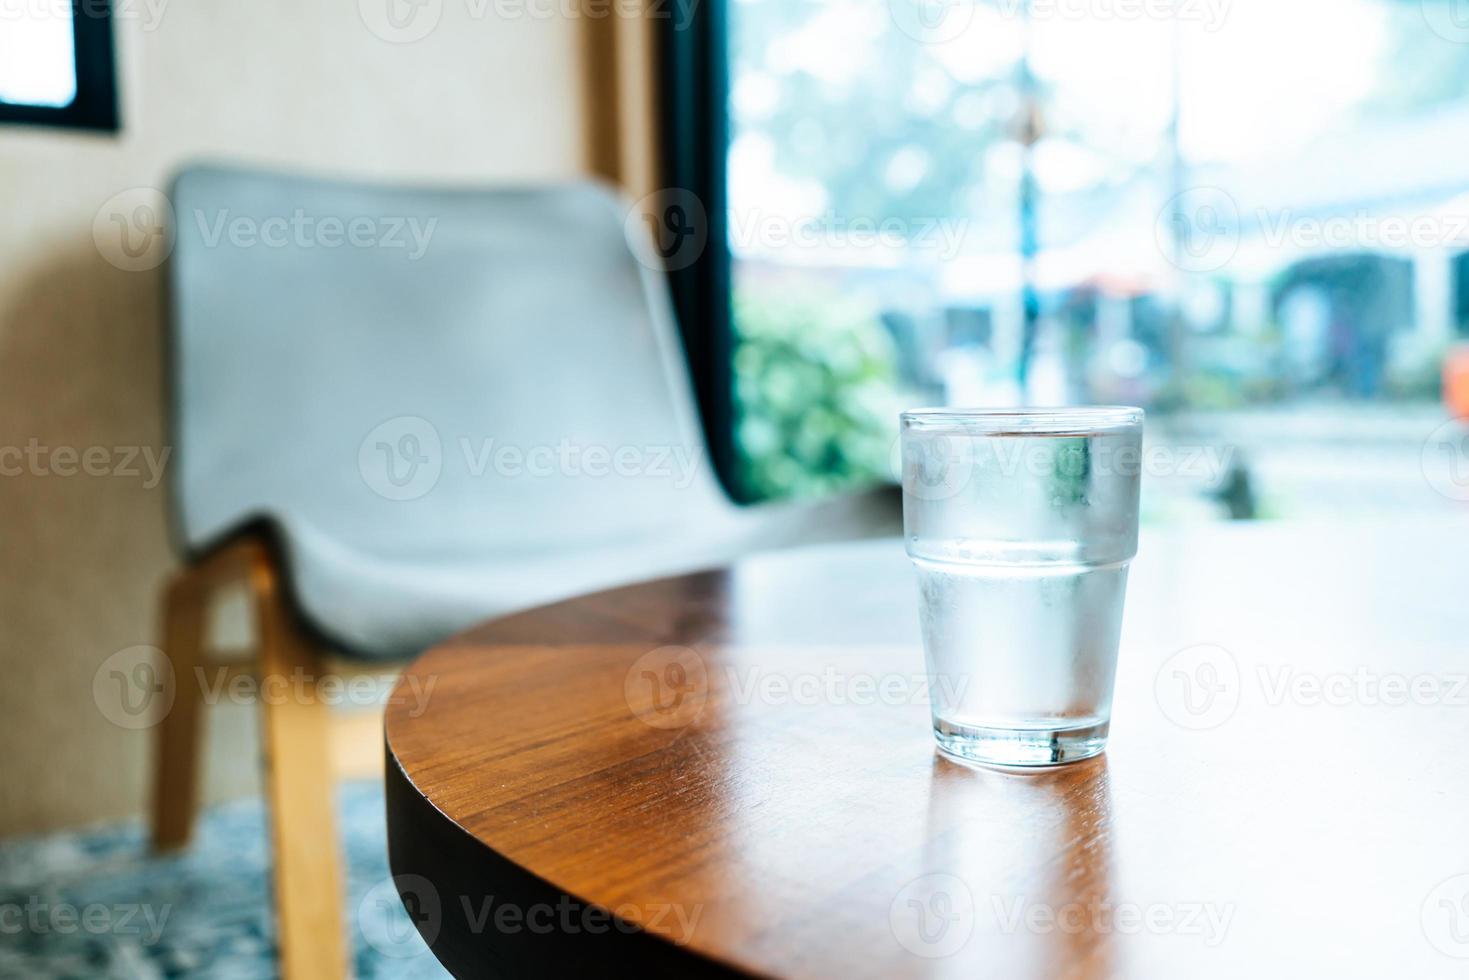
top-left (665, 0), bottom-right (1469, 519)
top-left (0, 0), bottom-right (118, 130)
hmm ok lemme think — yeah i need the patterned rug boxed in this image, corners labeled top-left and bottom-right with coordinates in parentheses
top-left (0, 782), bottom-right (448, 978)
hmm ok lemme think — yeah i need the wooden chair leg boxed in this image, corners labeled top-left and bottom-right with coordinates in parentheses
top-left (253, 560), bottom-right (350, 980)
top-left (152, 574), bottom-right (208, 850)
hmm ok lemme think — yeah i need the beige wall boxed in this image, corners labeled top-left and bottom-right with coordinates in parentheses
top-left (0, 0), bottom-right (589, 835)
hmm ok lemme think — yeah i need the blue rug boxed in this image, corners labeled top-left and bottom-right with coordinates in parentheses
top-left (0, 782), bottom-right (448, 978)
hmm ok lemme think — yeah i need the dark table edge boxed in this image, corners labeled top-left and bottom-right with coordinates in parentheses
top-left (384, 737), bottom-right (760, 979)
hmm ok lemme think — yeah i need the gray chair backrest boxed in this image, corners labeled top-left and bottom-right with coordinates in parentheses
top-left (167, 165), bottom-right (726, 561)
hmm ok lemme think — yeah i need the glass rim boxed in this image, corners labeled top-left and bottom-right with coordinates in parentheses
top-left (900, 406), bottom-right (1143, 434)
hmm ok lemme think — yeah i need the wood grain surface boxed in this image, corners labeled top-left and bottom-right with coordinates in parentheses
top-left (385, 520), bottom-right (1469, 978)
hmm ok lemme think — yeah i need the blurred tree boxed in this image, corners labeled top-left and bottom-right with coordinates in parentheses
top-left (1371, 1), bottom-right (1469, 112)
top-left (733, 288), bottom-right (902, 498)
top-left (728, 0), bottom-right (1024, 498)
top-left (730, 0), bottom-right (1019, 223)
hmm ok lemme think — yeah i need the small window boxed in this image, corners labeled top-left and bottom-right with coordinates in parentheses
top-left (0, 0), bottom-right (119, 131)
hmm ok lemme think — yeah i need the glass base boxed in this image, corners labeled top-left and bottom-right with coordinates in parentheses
top-left (933, 718), bottom-right (1109, 768)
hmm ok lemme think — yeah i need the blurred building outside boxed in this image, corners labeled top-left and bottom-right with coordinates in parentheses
top-left (726, 0), bottom-right (1469, 521)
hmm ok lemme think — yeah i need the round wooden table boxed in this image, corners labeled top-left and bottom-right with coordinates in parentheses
top-left (385, 522), bottom-right (1469, 978)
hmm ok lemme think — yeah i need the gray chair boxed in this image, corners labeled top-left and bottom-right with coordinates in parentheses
top-left (151, 164), bottom-right (896, 978)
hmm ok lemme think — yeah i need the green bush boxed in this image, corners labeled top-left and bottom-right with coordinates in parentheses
top-left (732, 288), bottom-right (902, 499)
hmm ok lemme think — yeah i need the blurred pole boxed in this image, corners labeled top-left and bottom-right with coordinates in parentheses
top-left (1016, 0), bottom-right (1041, 395)
top-left (1165, 8), bottom-right (1186, 397)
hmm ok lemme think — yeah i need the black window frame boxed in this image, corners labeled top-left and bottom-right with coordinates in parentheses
top-left (659, 0), bottom-right (747, 501)
top-left (0, 0), bottom-right (120, 132)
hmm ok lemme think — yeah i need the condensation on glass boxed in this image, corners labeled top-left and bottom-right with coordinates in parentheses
top-left (901, 406), bottom-right (1143, 767)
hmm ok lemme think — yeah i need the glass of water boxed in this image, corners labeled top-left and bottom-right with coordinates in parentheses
top-left (900, 407), bottom-right (1143, 767)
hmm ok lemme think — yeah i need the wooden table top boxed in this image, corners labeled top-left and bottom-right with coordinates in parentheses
top-left (384, 519), bottom-right (1469, 979)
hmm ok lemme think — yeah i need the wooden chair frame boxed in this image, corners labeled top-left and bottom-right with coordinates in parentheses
top-left (151, 535), bottom-right (351, 980)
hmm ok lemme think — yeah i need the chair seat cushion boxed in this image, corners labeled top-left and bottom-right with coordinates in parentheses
top-left (272, 485), bottom-right (898, 660)
top-left (278, 511), bottom-right (761, 660)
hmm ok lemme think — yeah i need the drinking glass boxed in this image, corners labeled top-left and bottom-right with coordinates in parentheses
top-left (900, 407), bottom-right (1143, 767)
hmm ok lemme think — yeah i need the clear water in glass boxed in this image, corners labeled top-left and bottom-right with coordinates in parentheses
top-left (901, 408), bottom-right (1143, 767)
